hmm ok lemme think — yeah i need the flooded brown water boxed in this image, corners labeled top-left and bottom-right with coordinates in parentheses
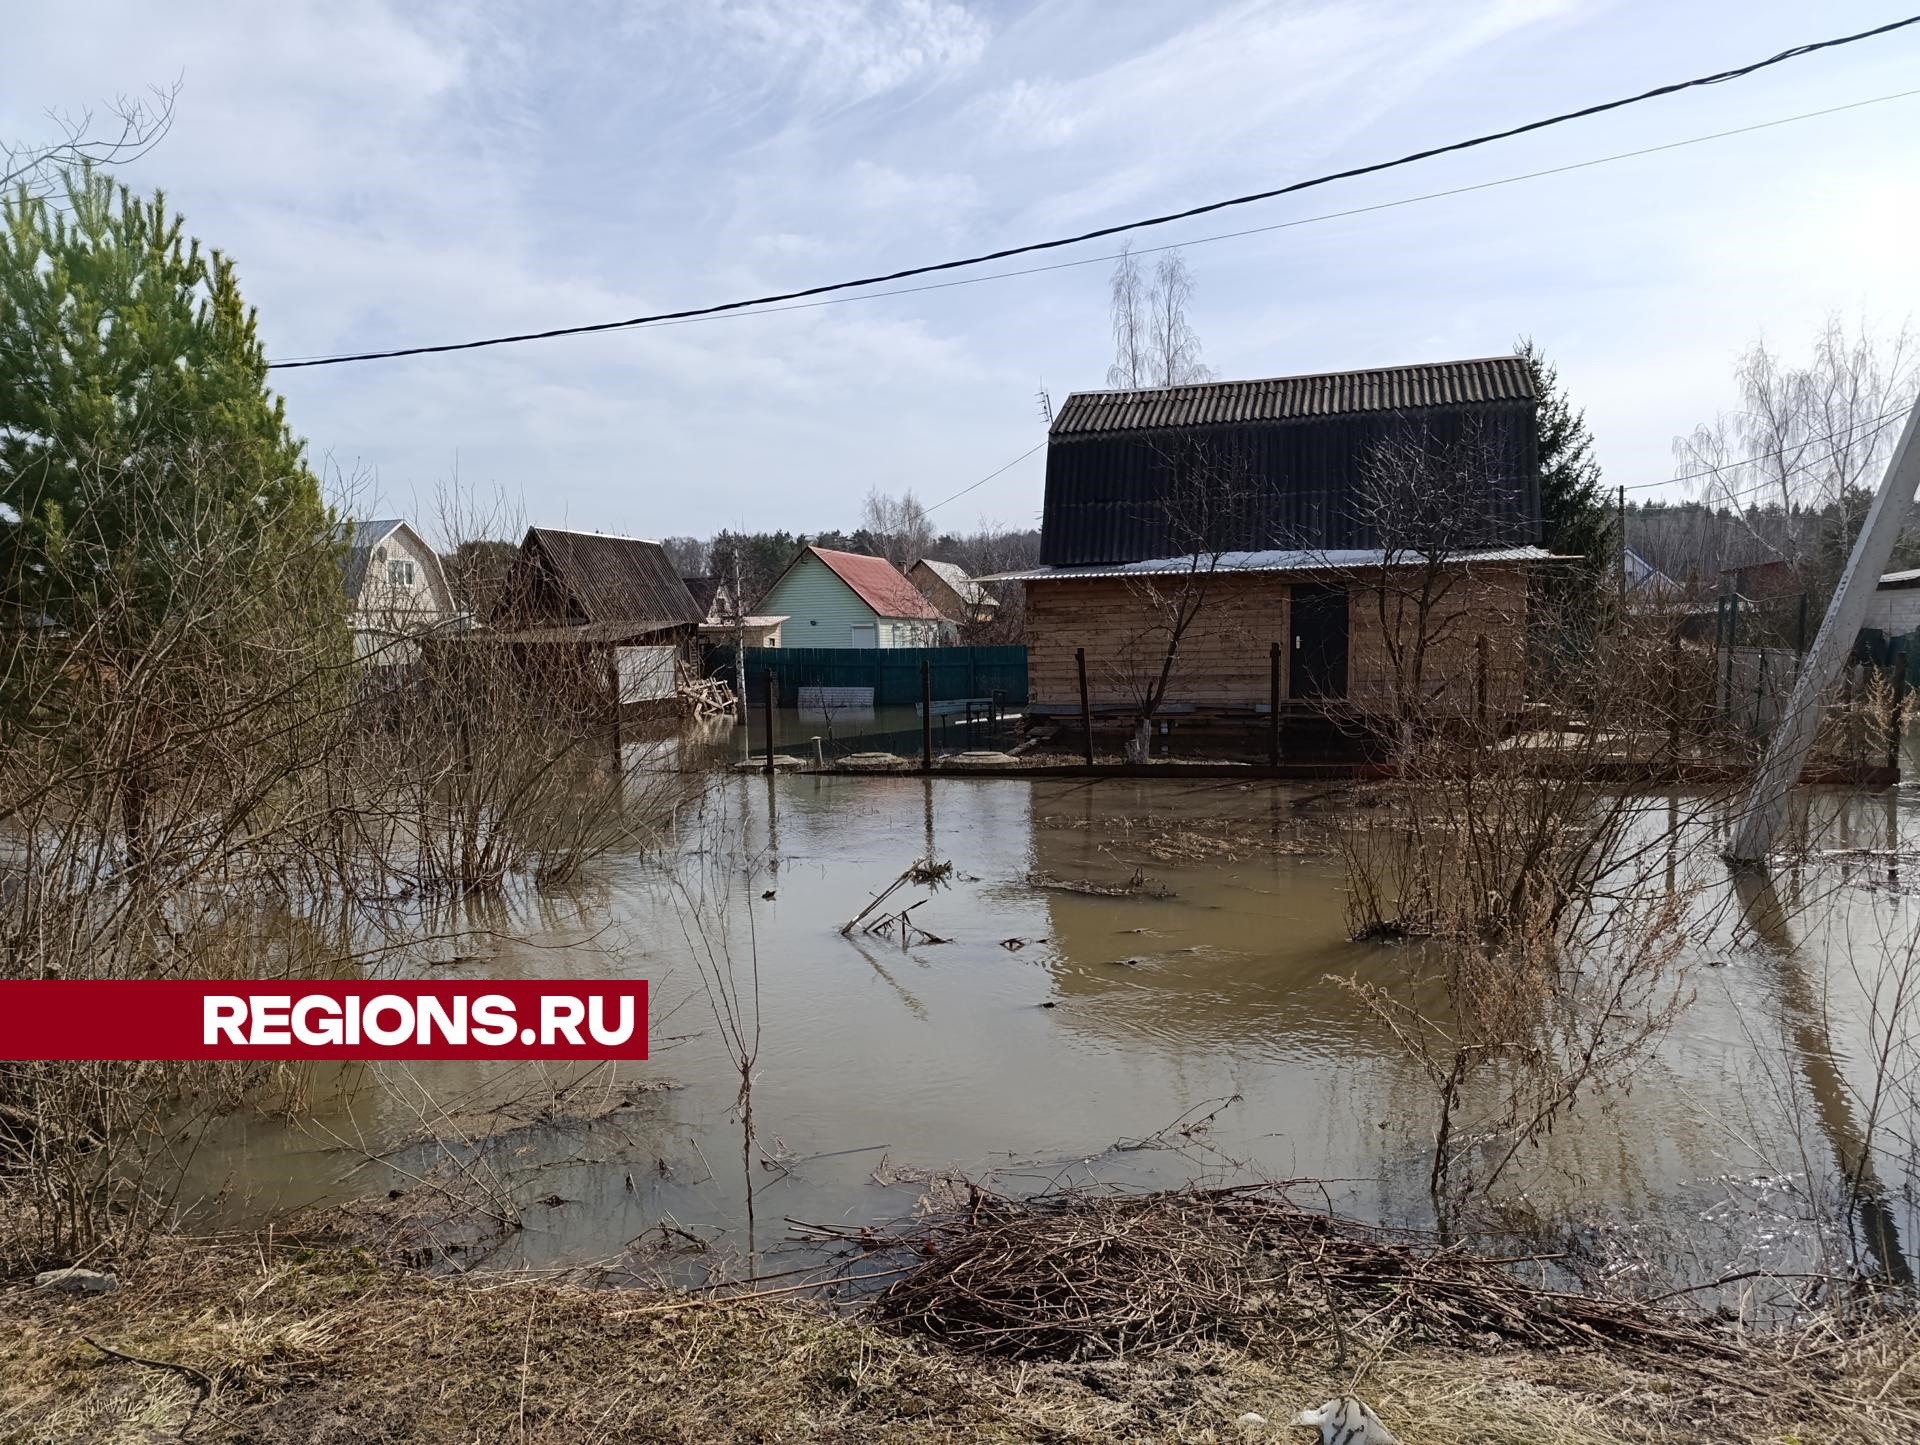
top-left (182, 771), bottom-right (1920, 1287)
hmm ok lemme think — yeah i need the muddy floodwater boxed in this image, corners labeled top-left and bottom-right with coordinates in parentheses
top-left (184, 772), bottom-right (1920, 1286)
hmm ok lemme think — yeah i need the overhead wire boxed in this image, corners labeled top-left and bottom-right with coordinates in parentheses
top-left (272, 86), bottom-right (1920, 360)
top-left (1626, 404), bottom-right (1914, 501)
top-left (265, 14), bottom-right (1920, 370)
top-left (925, 442), bottom-right (1046, 515)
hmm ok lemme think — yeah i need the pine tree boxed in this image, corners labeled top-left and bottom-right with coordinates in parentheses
top-left (1, 170), bottom-right (338, 642)
top-left (1516, 338), bottom-right (1607, 565)
top-left (2, 172), bottom-right (343, 860)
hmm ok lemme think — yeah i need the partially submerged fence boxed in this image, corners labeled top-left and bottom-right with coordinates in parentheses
top-left (704, 644), bottom-right (1028, 708)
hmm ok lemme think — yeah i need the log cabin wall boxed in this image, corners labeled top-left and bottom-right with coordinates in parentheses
top-left (1024, 565), bottom-right (1528, 716)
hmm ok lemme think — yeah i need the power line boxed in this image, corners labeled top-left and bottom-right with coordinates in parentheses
top-left (1625, 405), bottom-right (1914, 501)
top-left (267, 15), bottom-right (1920, 371)
top-left (924, 441), bottom-right (1046, 515)
top-left (266, 87), bottom-right (1913, 358)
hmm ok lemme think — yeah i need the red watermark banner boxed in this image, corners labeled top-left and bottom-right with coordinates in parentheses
top-left (0, 981), bottom-right (648, 1061)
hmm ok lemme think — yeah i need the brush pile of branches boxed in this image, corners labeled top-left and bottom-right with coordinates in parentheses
top-left (863, 1183), bottom-right (1749, 1364)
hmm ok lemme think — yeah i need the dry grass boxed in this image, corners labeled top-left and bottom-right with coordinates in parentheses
top-left (5, 1231), bottom-right (1919, 1443)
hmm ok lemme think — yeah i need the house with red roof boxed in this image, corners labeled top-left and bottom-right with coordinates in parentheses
top-left (755, 546), bottom-right (956, 648)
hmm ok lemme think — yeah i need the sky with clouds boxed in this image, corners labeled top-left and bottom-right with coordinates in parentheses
top-left (7, 0), bottom-right (1918, 541)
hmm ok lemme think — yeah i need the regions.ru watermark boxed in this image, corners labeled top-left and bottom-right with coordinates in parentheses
top-left (0, 981), bottom-right (648, 1060)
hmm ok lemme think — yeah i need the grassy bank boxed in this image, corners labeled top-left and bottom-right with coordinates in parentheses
top-left (4, 1233), bottom-right (1918, 1443)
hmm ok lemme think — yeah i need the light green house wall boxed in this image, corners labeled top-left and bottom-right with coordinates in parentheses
top-left (759, 555), bottom-right (949, 648)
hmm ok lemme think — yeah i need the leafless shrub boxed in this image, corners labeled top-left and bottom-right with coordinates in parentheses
top-left (1106, 442), bottom-right (1261, 759)
top-left (670, 790), bottom-right (765, 1266)
top-left (0, 457), bottom-right (706, 1262)
top-left (1304, 430), bottom-right (1732, 1213)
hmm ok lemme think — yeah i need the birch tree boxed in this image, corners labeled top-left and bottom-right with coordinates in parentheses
top-left (1148, 252), bottom-right (1212, 388)
top-left (1106, 245), bottom-right (1211, 389)
top-left (1674, 314), bottom-right (1918, 588)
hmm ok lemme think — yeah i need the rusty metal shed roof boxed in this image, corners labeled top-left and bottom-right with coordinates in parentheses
top-left (1050, 357), bottom-right (1536, 437)
top-left (803, 547), bottom-right (948, 621)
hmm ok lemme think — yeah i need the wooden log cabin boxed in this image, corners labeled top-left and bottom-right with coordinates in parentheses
top-left (990, 357), bottom-right (1566, 742)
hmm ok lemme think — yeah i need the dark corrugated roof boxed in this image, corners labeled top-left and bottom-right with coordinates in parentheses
top-left (1051, 357), bottom-right (1536, 437)
top-left (1039, 359), bottom-right (1542, 566)
top-left (512, 528), bottom-right (702, 627)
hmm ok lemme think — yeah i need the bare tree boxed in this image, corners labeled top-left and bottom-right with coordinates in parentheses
top-left (1107, 444), bottom-right (1255, 760)
top-left (659, 535), bottom-right (710, 576)
top-left (1337, 424), bottom-right (1525, 751)
top-left (1674, 313), bottom-right (1918, 583)
top-left (3, 81), bottom-right (181, 196)
top-left (1106, 245), bottom-right (1211, 390)
top-left (1106, 244), bottom-right (1151, 389)
top-left (1148, 252), bottom-right (1212, 388)
top-left (858, 487), bottom-right (933, 570)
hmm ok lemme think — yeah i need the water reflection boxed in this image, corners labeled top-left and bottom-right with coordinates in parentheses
top-left (1732, 868), bottom-right (1914, 1284)
top-left (177, 774), bottom-right (1920, 1286)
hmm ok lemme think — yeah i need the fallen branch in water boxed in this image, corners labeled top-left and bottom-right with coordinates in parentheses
top-left (841, 855), bottom-right (952, 936)
top-left (1025, 868), bottom-right (1173, 900)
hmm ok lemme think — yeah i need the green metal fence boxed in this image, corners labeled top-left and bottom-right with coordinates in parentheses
top-left (705, 644), bottom-right (1027, 707)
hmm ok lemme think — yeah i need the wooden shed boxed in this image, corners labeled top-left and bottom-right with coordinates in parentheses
top-left (451, 527), bottom-right (705, 720)
top-left (992, 358), bottom-right (1564, 731)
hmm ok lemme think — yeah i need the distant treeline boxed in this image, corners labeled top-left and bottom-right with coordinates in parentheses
top-left (1626, 490), bottom-right (1920, 598)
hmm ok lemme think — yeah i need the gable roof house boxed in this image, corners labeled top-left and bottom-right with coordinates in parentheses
top-left (682, 573), bottom-right (788, 648)
top-left (338, 519), bottom-right (459, 665)
top-left (495, 527), bottom-right (703, 636)
top-left (910, 558), bottom-right (999, 626)
top-left (992, 357), bottom-right (1559, 726)
top-left (461, 527), bottom-right (705, 716)
top-left (756, 546), bottom-right (954, 648)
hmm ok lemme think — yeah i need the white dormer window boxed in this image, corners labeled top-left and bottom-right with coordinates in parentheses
top-left (387, 559), bottom-right (415, 587)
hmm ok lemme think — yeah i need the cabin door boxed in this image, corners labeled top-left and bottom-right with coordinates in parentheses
top-left (849, 622), bottom-right (878, 649)
top-left (1288, 583), bottom-right (1348, 700)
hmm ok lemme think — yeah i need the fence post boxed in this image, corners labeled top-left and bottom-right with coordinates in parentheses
top-left (1268, 642), bottom-right (1281, 767)
top-left (921, 660), bottom-right (933, 773)
top-left (763, 668), bottom-right (775, 774)
top-left (1889, 640), bottom-right (1909, 775)
top-left (1723, 593), bottom-right (1740, 725)
top-left (1474, 633), bottom-right (1489, 729)
top-left (1076, 646), bottom-right (1094, 767)
top-left (1667, 629), bottom-right (1682, 763)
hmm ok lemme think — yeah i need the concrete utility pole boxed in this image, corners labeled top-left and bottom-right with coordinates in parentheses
top-left (1726, 395), bottom-right (1920, 863)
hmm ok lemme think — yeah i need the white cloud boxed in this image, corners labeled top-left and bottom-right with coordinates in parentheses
top-left (645, 0), bottom-right (990, 111)
top-left (969, 77), bottom-right (1079, 148)
top-left (2, 0), bottom-right (1914, 538)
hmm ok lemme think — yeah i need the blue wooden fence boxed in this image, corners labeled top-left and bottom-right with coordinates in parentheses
top-left (705, 644), bottom-right (1028, 707)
